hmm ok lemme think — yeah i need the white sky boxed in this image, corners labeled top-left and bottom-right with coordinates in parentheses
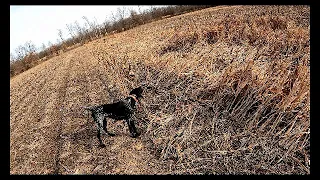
top-left (10, 5), bottom-right (165, 56)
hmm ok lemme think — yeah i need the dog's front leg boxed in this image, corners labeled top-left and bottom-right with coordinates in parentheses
top-left (126, 118), bottom-right (140, 138)
top-left (96, 129), bottom-right (106, 148)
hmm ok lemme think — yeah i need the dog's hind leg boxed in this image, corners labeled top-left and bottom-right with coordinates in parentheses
top-left (92, 114), bottom-right (106, 148)
top-left (103, 117), bottom-right (115, 136)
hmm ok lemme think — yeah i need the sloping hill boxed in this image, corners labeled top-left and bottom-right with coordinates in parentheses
top-left (10, 5), bottom-right (310, 174)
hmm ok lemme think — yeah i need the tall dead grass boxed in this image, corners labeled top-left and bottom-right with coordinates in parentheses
top-left (87, 6), bottom-right (309, 174)
top-left (123, 7), bottom-right (309, 174)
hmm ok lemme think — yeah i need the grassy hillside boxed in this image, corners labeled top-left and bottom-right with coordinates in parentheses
top-left (10, 5), bottom-right (310, 174)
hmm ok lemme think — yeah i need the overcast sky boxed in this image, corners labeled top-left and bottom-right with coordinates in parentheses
top-left (10, 5), bottom-right (165, 56)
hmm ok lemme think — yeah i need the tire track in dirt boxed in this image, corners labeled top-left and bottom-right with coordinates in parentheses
top-left (54, 46), bottom-right (97, 174)
top-left (56, 46), bottom-right (120, 174)
top-left (52, 53), bottom-right (74, 174)
top-left (10, 54), bottom-right (73, 174)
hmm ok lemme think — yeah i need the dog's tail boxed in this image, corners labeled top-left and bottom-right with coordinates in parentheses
top-left (82, 106), bottom-right (95, 119)
top-left (82, 106), bottom-right (95, 110)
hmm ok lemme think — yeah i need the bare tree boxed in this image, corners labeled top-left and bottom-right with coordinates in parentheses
top-left (58, 29), bottom-right (64, 42)
top-left (82, 16), bottom-right (95, 40)
top-left (109, 10), bottom-right (121, 32)
top-left (41, 43), bottom-right (46, 50)
top-left (56, 38), bottom-right (61, 45)
top-left (138, 5), bottom-right (142, 14)
top-left (24, 41), bottom-right (36, 54)
top-left (66, 23), bottom-right (73, 37)
top-left (47, 41), bottom-right (53, 48)
top-left (73, 20), bottom-right (86, 44)
top-left (103, 18), bottom-right (111, 35)
top-left (117, 7), bottom-right (127, 30)
top-left (150, 5), bottom-right (158, 19)
top-left (47, 41), bottom-right (55, 55)
top-left (111, 11), bottom-right (118, 25)
top-left (57, 29), bottom-right (67, 51)
top-left (93, 17), bottom-right (102, 38)
top-left (129, 9), bottom-right (142, 27)
top-left (82, 16), bottom-right (91, 28)
top-left (38, 43), bottom-right (48, 59)
top-left (66, 23), bottom-right (76, 45)
top-left (117, 7), bottom-right (125, 21)
top-left (41, 43), bottom-right (46, 51)
top-left (10, 53), bottom-right (16, 63)
top-left (14, 45), bottom-right (26, 61)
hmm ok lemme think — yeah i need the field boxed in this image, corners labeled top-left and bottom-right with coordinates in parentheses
top-left (10, 5), bottom-right (310, 174)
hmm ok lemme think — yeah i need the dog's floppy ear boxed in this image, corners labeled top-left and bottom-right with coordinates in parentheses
top-left (129, 86), bottom-right (143, 98)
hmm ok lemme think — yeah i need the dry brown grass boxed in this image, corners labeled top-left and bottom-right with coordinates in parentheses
top-left (10, 5), bottom-right (309, 174)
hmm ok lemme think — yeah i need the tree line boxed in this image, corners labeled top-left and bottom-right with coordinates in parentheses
top-left (10, 5), bottom-right (212, 78)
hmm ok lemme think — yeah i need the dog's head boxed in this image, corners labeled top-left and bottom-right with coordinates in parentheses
top-left (129, 86), bottom-right (144, 99)
top-left (129, 84), bottom-right (152, 99)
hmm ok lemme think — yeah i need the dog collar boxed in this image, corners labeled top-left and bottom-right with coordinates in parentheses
top-left (129, 94), bottom-right (140, 107)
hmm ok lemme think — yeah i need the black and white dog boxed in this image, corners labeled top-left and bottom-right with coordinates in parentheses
top-left (84, 86), bottom-right (145, 148)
